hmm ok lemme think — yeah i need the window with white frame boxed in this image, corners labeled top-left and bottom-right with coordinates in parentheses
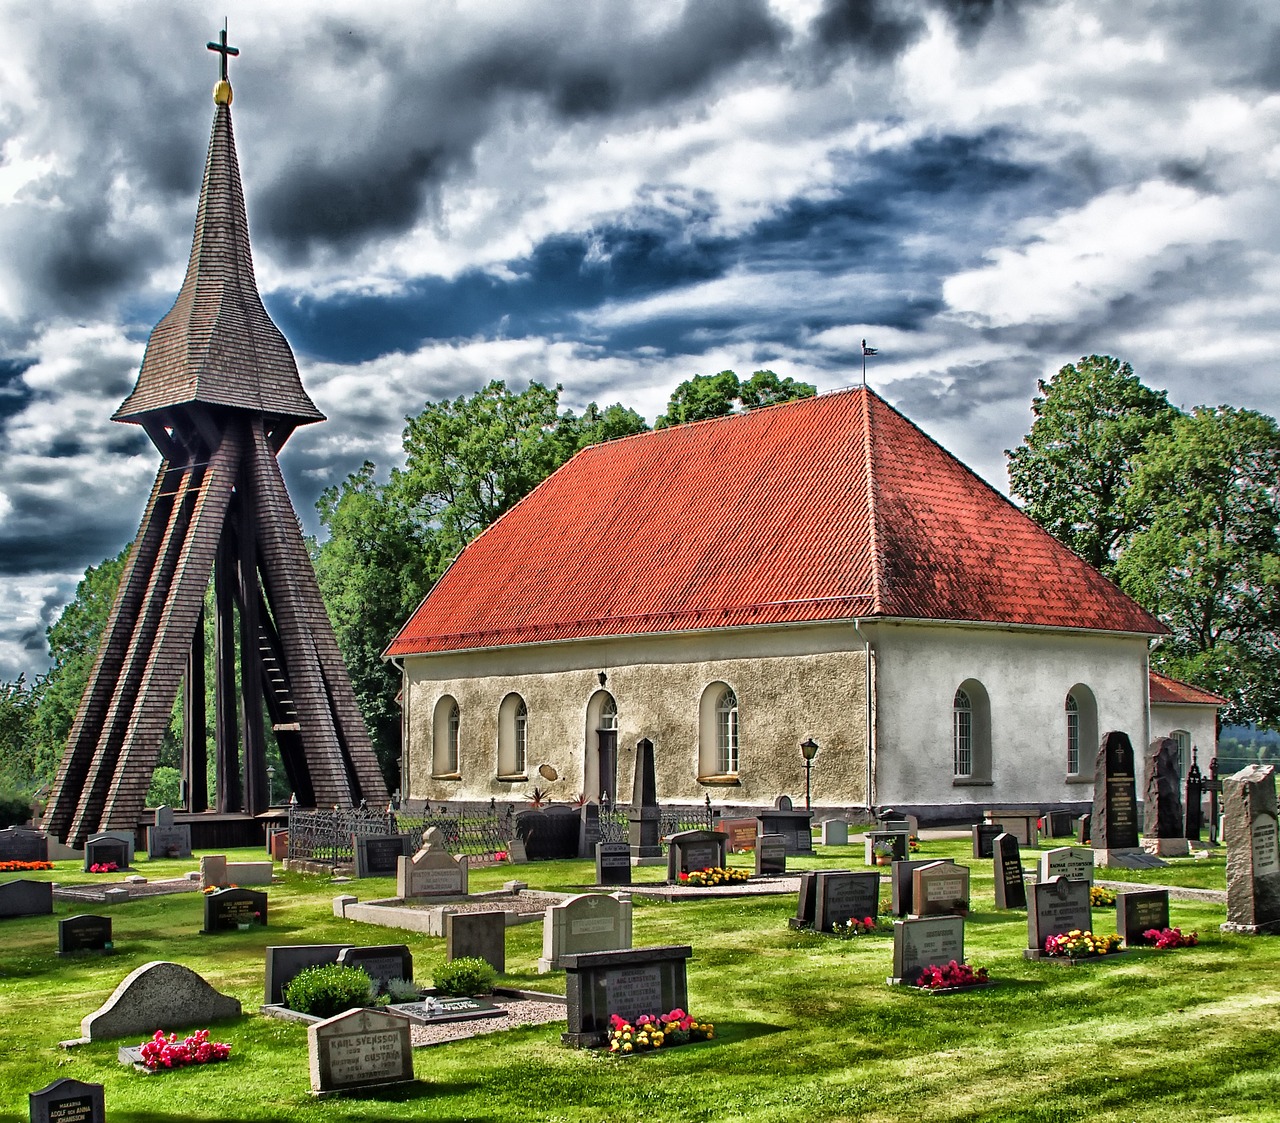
top-left (1065, 684), bottom-right (1097, 778)
top-left (717, 688), bottom-right (739, 775)
top-left (497, 693), bottom-right (529, 779)
top-left (1065, 692), bottom-right (1080, 775)
top-left (599, 695), bottom-right (618, 731)
top-left (953, 688), bottom-right (973, 778)
top-left (432, 695), bottom-right (461, 777)
top-left (514, 698), bottom-right (528, 775)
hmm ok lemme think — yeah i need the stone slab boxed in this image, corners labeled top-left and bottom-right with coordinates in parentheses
top-left (307, 1007), bottom-right (414, 1095)
top-left (80, 961), bottom-right (241, 1042)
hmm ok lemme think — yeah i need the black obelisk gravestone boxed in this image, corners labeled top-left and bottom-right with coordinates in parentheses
top-left (1093, 731), bottom-right (1140, 852)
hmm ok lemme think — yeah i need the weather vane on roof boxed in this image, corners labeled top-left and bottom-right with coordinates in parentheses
top-left (207, 20), bottom-right (239, 83)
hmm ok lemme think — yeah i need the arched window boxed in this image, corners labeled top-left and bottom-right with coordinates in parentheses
top-left (1065, 693), bottom-right (1080, 776)
top-left (1066, 685), bottom-right (1098, 777)
top-left (953, 689), bottom-right (973, 778)
top-left (599, 695), bottom-right (618, 731)
top-left (432, 696), bottom-right (461, 778)
top-left (952, 679), bottom-right (991, 783)
top-left (497, 693), bottom-right (529, 779)
top-left (717, 688), bottom-right (739, 775)
top-left (698, 682), bottom-right (741, 780)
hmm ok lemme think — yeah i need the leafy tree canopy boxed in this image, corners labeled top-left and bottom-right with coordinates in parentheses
top-left (655, 369), bottom-right (816, 429)
top-left (1006, 355), bottom-right (1178, 574)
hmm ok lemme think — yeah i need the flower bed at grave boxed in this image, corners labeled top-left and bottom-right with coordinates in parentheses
top-left (1090, 885), bottom-right (1117, 907)
top-left (138, 1029), bottom-right (230, 1070)
top-left (1141, 927), bottom-right (1199, 949)
top-left (607, 1009), bottom-right (714, 1053)
top-left (1043, 930), bottom-right (1122, 958)
top-left (831, 916), bottom-right (882, 939)
top-left (0, 860), bottom-right (53, 872)
top-left (678, 867), bottom-right (749, 887)
top-left (88, 862), bottom-right (118, 874)
top-left (916, 961), bottom-right (989, 990)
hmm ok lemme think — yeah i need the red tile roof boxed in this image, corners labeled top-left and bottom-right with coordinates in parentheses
top-left (385, 387), bottom-right (1165, 657)
top-left (1149, 671), bottom-right (1226, 706)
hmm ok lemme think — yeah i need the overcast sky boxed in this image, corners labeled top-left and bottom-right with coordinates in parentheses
top-left (1, 0), bottom-right (1277, 682)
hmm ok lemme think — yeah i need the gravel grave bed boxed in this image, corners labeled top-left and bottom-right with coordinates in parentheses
top-left (411, 998), bottom-right (565, 1047)
top-left (53, 878), bottom-right (203, 903)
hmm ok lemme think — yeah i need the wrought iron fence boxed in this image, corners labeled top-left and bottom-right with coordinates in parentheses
top-left (288, 803), bottom-right (514, 865)
top-left (597, 803), bottom-right (717, 845)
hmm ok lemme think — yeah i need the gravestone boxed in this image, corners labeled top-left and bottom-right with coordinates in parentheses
top-left (1093, 731), bottom-right (1141, 854)
top-left (1117, 889), bottom-right (1171, 946)
top-left (82, 835), bottom-right (129, 872)
top-left (877, 816), bottom-right (911, 834)
top-left (983, 809), bottom-right (1038, 847)
top-left (1044, 810), bottom-right (1076, 838)
top-left (889, 915), bottom-right (965, 985)
top-left (756, 804), bottom-right (815, 854)
top-left (203, 887), bottom-right (268, 933)
top-left (754, 834), bottom-right (788, 876)
top-left (562, 944), bottom-right (692, 1047)
top-left (397, 827), bottom-right (468, 898)
top-left (595, 842), bottom-right (632, 886)
top-left (865, 830), bottom-right (909, 865)
top-left (791, 869), bottom-right (850, 928)
top-left (58, 915), bottom-right (112, 955)
top-left (0, 879), bottom-right (53, 919)
top-left (993, 832), bottom-right (1027, 909)
top-left (539, 892), bottom-right (633, 972)
top-left (813, 871), bottom-right (880, 932)
top-left (972, 823), bottom-right (1001, 859)
top-left (352, 833), bottom-right (415, 879)
top-left (1039, 846), bottom-right (1095, 887)
top-left (579, 802), bottom-right (602, 859)
top-left (336, 945), bottom-right (412, 993)
top-left (1076, 814), bottom-right (1091, 845)
top-left (387, 994), bottom-right (503, 1026)
top-left (79, 961), bottom-right (240, 1041)
top-left (1221, 764), bottom-right (1280, 934)
top-left (446, 910), bottom-right (506, 972)
top-left (722, 818), bottom-right (758, 852)
top-left (911, 861), bottom-right (970, 918)
top-left (666, 829), bottom-right (728, 883)
top-left (1143, 737), bottom-right (1189, 857)
top-left (0, 826), bottom-right (47, 863)
top-left (146, 807), bottom-right (192, 859)
top-left (514, 806), bottom-right (580, 860)
top-left (1025, 876), bottom-right (1093, 958)
top-left (889, 859), bottom-right (938, 917)
top-left (264, 944), bottom-right (354, 1005)
top-left (819, 819), bottom-right (849, 846)
top-left (29, 1078), bottom-right (104, 1123)
top-left (308, 1007), bottom-right (414, 1095)
top-left (200, 854), bottom-right (228, 889)
top-left (628, 738), bottom-right (662, 860)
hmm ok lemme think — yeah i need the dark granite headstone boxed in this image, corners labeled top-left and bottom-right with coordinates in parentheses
top-left (307, 1007), bottom-right (414, 1095)
top-left (203, 887), bottom-right (268, 933)
top-left (595, 842), bottom-right (632, 886)
top-left (83, 836), bottom-right (128, 872)
top-left (993, 832), bottom-right (1027, 909)
top-left (336, 945), bottom-right (412, 993)
top-left (29, 1077), bottom-right (104, 1123)
top-left (972, 823), bottom-right (1001, 859)
top-left (1026, 876), bottom-right (1093, 957)
top-left (264, 944), bottom-right (354, 1005)
top-left (1093, 731), bottom-right (1140, 851)
top-left (756, 808), bottom-right (815, 854)
top-left (890, 916), bottom-right (965, 985)
top-left (1144, 738), bottom-right (1184, 840)
top-left (775, 795), bottom-right (793, 811)
top-left (754, 834), bottom-right (787, 876)
top-left (0, 879), bottom-right (53, 919)
top-left (0, 827), bottom-right (47, 863)
top-left (791, 869), bottom-right (849, 928)
top-left (628, 738), bottom-right (662, 859)
top-left (1222, 764), bottom-right (1280, 934)
top-left (911, 861), bottom-right (970, 917)
top-left (58, 914), bottom-right (112, 955)
top-left (889, 859), bottom-right (937, 917)
top-left (562, 944), bottom-right (692, 1047)
top-left (865, 830), bottom-right (909, 865)
top-left (352, 833), bottom-right (415, 878)
top-left (388, 995), bottom-right (501, 1026)
top-left (1076, 814), bottom-right (1092, 845)
top-left (1117, 890), bottom-right (1171, 945)
top-left (666, 829), bottom-right (728, 883)
top-left (446, 910), bottom-right (506, 972)
top-left (813, 871), bottom-right (879, 932)
top-left (579, 803), bottom-right (602, 858)
top-left (1044, 811), bottom-right (1076, 838)
top-left (515, 806), bottom-right (581, 860)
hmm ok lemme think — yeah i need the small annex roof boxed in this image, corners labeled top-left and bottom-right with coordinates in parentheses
top-left (386, 387), bottom-right (1166, 658)
top-left (114, 98), bottom-right (323, 426)
top-left (1149, 670), bottom-right (1227, 707)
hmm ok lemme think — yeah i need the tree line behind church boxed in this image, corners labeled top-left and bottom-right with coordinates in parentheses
top-left (1, 358), bottom-right (1276, 802)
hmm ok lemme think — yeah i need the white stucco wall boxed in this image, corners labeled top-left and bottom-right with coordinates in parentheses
top-left (1150, 702), bottom-right (1218, 777)
top-left (402, 622), bottom-right (869, 809)
top-left (866, 620), bottom-right (1151, 808)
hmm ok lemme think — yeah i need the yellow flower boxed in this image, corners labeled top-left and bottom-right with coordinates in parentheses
top-left (622, 1043), bottom-right (632, 1052)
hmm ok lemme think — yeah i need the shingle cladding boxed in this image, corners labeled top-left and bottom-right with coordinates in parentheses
top-left (386, 387), bottom-right (1165, 658)
top-left (114, 103), bottom-right (322, 425)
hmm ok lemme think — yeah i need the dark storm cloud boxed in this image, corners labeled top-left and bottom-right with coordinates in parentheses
top-left (812, 0), bottom-right (925, 61)
top-left (890, 356), bottom-right (1037, 421)
top-left (36, 201), bottom-right (166, 309)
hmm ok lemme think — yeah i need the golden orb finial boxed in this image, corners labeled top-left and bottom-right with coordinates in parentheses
top-left (213, 79), bottom-right (233, 105)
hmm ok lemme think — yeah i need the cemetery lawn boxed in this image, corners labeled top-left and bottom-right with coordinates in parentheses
top-left (1, 843), bottom-right (1277, 1122)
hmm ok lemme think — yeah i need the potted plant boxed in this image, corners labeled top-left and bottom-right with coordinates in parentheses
top-left (873, 841), bottom-right (895, 866)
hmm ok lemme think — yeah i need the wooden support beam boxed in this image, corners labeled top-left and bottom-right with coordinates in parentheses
top-left (183, 602), bottom-right (208, 812)
top-left (214, 511), bottom-right (241, 815)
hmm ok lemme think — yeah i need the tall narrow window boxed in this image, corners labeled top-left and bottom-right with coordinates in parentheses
top-left (432, 695), bottom-right (461, 778)
top-left (446, 701), bottom-right (460, 774)
top-left (514, 699), bottom-right (528, 775)
top-left (953, 688), bottom-right (973, 778)
top-left (716, 688), bottom-right (739, 775)
top-left (498, 693), bottom-right (529, 779)
top-left (1065, 692), bottom-right (1080, 776)
top-left (599, 695), bottom-right (618, 731)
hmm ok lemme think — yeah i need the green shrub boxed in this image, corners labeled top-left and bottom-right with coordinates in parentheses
top-left (0, 790), bottom-right (32, 829)
top-left (433, 957), bottom-right (496, 996)
top-left (282, 964), bottom-right (376, 1018)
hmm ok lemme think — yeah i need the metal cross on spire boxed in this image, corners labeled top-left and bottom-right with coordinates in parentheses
top-left (207, 21), bottom-right (239, 82)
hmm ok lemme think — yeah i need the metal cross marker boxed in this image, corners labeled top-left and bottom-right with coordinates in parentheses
top-left (207, 23), bottom-right (239, 82)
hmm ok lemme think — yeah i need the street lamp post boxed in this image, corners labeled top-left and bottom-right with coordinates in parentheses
top-left (800, 738), bottom-right (820, 810)
top-left (266, 765), bottom-right (275, 807)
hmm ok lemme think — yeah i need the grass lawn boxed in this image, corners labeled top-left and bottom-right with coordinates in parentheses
top-left (1, 838), bottom-right (1277, 1122)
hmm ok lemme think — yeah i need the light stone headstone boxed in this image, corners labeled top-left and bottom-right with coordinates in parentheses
top-left (890, 915), bottom-right (965, 985)
top-left (308, 1007), bottom-right (414, 1095)
top-left (911, 861), bottom-right (970, 918)
top-left (539, 892), bottom-right (632, 972)
top-left (200, 854), bottom-right (228, 889)
top-left (820, 819), bottom-right (849, 846)
top-left (1222, 764), bottom-right (1280, 934)
top-left (1025, 876), bottom-right (1093, 958)
top-left (79, 961), bottom-right (240, 1042)
top-left (397, 827), bottom-right (468, 898)
top-left (1039, 846), bottom-right (1095, 887)
top-left (446, 910), bottom-right (506, 973)
top-left (146, 806), bottom-right (192, 859)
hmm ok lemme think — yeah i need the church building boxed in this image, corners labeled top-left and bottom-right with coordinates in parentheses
top-left (385, 386), bottom-right (1174, 818)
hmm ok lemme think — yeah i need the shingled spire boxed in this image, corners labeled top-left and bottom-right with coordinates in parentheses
top-left (45, 38), bottom-right (386, 848)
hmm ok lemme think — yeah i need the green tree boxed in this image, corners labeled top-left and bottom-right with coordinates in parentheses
top-left (0, 675), bottom-right (39, 791)
top-left (1116, 406), bottom-right (1280, 728)
top-left (1005, 356), bottom-right (1179, 574)
top-left (655, 369), bottom-right (815, 428)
